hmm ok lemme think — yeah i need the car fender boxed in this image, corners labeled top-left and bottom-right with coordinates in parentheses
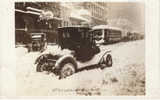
top-left (35, 53), bottom-right (53, 64)
top-left (98, 50), bottom-right (112, 64)
top-left (55, 54), bottom-right (77, 69)
top-left (35, 54), bottom-right (45, 64)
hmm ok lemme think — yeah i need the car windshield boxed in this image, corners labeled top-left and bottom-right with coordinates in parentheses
top-left (93, 29), bottom-right (102, 36)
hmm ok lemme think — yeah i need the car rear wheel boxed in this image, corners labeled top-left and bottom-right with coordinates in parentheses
top-left (59, 62), bottom-right (76, 79)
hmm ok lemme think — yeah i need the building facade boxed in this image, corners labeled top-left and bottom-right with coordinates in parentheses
top-left (82, 2), bottom-right (108, 26)
top-left (59, 2), bottom-right (108, 27)
top-left (15, 2), bottom-right (61, 44)
top-left (15, 2), bottom-right (108, 44)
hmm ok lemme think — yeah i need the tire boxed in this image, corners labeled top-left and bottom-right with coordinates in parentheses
top-left (28, 48), bottom-right (30, 52)
top-left (36, 62), bottom-right (48, 72)
top-left (59, 58), bottom-right (77, 79)
top-left (105, 54), bottom-right (112, 67)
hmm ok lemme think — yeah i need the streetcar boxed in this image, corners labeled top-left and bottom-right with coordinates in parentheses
top-left (92, 25), bottom-right (122, 44)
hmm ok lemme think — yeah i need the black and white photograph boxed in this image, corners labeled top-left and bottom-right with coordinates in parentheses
top-left (14, 2), bottom-right (145, 96)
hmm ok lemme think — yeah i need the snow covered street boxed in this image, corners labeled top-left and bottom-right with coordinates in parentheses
top-left (16, 40), bottom-right (145, 96)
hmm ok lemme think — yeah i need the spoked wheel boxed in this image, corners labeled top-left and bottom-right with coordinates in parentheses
top-left (105, 54), bottom-right (112, 67)
top-left (59, 63), bottom-right (76, 79)
top-left (36, 62), bottom-right (48, 72)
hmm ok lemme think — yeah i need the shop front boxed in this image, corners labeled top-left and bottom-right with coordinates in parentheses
top-left (15, 7), bottom-right (61, 45)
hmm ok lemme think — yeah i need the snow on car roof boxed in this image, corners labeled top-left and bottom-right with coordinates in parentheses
top-left (32, 35), bottom-right (42, 38)
top-left (58, 25), bottom-right (90, 29)
top-left (92, 25), bottom-right (122, 31)
top-left (30, 33), bottom-right (45, 35)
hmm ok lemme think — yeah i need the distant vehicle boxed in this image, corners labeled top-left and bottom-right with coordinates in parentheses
top-left (27, 33), bottom-right (47, 52)
top-left (127, 31), bottom-right (144, 41)
top-left (35, 26), bottom-right (112, 79)
top-left (92, 25), bottom-right (122, 44)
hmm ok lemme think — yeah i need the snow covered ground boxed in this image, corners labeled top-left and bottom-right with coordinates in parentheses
top-left (16, 40), bottom-right (145, 96)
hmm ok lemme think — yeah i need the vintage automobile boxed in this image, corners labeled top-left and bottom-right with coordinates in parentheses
top-left (27, 33), bottom-right (47, 52)
top-left (35, 26), bottom-right (112, 79)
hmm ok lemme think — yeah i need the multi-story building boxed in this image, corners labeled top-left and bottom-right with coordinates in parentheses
top-left (59, 2), bottom-right (108, 27)
top-left (15, 2), bottom-right (108, 44)
top-left (15, 2), bottom-right (61, 44)
top-left (59, 2), bottom-right (89, 27)
top-left (59, 3), bottom-right (72, 27)
top-left (15, 2), bottom-right (42, 44)
top-left (83, 2), bottom-right (108, 26)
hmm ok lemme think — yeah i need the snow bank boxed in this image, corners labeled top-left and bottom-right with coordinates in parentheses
top-left (16, 47), bottom-right (28, 58)
top-left (0, 67), bottom-right (16, 96)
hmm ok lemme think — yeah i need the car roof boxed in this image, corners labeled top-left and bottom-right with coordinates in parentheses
top-left (30, 33), bottom-right (45, 35)
top-left (58, 26), bottom-right (91, 30)
top-left (92, 25), bottom-right (122, 31)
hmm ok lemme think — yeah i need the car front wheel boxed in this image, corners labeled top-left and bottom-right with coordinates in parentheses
top-left (36, 62), bottom-right (48, 72)
top-left (105, 54), bottom-right (112, 67)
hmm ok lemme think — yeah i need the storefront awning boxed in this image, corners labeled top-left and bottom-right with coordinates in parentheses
top-left (26, 11), bottom-right (40, 15)
top-left (26, 7), bottom-right (42, 13)
top-left (15, 9), bottom-right (40, 16)
top-left (15, 9), bottom-right (26, 13)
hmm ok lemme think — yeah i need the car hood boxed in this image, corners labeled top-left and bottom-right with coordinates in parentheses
top-left (41, 45), bottom-right (74, 57)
